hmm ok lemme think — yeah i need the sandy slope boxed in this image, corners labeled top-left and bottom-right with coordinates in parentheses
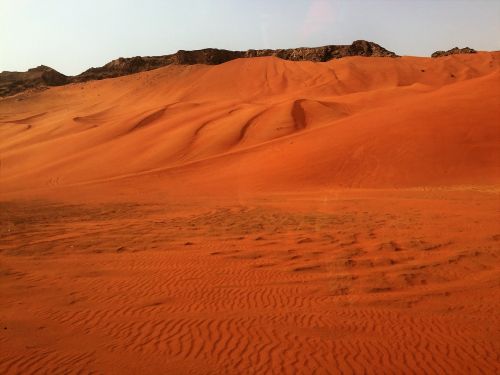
top-left (1, 52), bottom-right (499, 195)
top-left (1, 53), bottom-right (499, 374)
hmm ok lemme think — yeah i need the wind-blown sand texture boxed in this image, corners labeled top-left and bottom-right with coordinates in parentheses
top-left (1, 53), bottom-right (499, 374)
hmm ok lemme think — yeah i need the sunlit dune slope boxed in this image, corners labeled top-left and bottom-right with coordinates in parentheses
top-left (1, 53), bottom-right (499, 195)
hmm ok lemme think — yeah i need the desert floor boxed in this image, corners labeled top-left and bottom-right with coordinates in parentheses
top-left (1, 189), bottom-right (499, 374)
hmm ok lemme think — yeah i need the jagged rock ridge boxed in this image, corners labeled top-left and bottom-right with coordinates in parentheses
top-left (75, 40), bottom-right (397, 82)
top-left (0, 65), bottom-right (68, 97)
top-left (431, 47), bottom-right (477, 58)
top-left (1, 40), bottom-right (395, 97)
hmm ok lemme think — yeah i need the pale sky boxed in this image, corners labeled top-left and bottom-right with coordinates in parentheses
top-left (1, 0), bottom-right (499, 75)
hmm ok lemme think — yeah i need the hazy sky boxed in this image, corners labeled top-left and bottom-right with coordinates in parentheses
top-left (1, 0), bottom-right (499, 75)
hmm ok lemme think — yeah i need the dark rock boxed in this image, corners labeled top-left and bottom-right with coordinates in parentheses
top-left (72, 40), bottom-right (396, 83)
top-left (431, 47), bottom-right (477, 58)
top-left (0, 65), bottom-right (68, 97)
top-left (1, 40), bottom-right (397, 97)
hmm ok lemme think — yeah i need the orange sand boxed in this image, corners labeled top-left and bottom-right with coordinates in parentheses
top-left (1, 53), bottom-right (499, 374)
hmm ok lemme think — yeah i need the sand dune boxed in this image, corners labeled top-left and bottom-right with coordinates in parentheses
top-left (1, 52), bottom-right (499, 196)
top-left (1, 53), bottom-right (499, 374)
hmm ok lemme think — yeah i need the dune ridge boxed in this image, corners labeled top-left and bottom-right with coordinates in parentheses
top-left (1, 52), bottom-right (499, 198)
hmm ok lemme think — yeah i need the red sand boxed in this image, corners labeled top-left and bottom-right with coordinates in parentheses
top-left (1, 53), bottom-right (499, 374)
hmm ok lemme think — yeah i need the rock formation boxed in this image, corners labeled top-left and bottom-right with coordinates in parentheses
top-left (0, 65), bottom-right (68, 97)
top-left (1, 40), bottom-right (397, 97)
top-left (74, 40), bottom-right (397, 82)
top-left (431, 47), bottom-right (477, 58)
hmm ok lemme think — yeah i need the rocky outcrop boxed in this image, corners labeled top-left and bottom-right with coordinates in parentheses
top-left (74, 40), bottom-right (396, 82)
top-left (246, 40), bottom-right (396, 61)
top-left (0, 65), bottom-right (69, 97)
top-left (431, 47), bottom-right (477, 58)
top-left (1, 41), bottom-right (396, 97)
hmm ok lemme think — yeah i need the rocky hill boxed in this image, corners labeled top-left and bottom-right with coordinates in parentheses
top-left (0, 40), bottom-right (397, 97)
top-left (73, 40), bottom-right (397, 82)
top-left (431, 47), bottom-right (477, 58)
top-left (0, 65), bottom-right (69, 97)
